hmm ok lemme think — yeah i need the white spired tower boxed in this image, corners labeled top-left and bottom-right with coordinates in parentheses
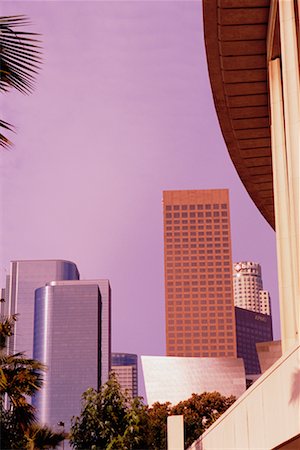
top-left (233, 262), bottom-right (271, 315)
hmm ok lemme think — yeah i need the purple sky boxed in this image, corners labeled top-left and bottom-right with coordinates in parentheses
top-left (1, 1), bottom-right (278, 396)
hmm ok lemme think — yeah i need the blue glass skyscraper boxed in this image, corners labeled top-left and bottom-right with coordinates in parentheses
top-left (33, 279), bottom-right (111, 430)
top-left (5, 260), bottom-right (79, 357)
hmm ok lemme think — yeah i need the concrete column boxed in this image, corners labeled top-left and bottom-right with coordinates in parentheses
top-left (167, 415), bottom-right (184, 450)
top-left (268, 59), bottom-right (298, 353)
top-left (278, 1), bottom-right (300, 332)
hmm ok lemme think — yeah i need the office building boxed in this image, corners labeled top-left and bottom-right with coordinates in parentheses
top-left (33, 282), bottom-right (103, 430)
top-left (141, 355), bottom-right (245, 406)
top-left (112, 353), bottom-right (138, 399)
top-left (235, 306), bottom-right (273, 376)
top-left (233, 262), bottom-right (271, 315)
top-left (43, 279), bottom-right (111, 384)
top-left (163, 189), bottom-right (236, 358)
top-left (35, 279), bottom-right (111, 380)
top-left (4, 260), bottom-right (79, 357)
top-left (187, 2), bottom-right (300, 449)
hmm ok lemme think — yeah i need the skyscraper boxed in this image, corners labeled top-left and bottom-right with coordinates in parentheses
top-left (235, 306), bottom-right (273, 377)
top-left (4, 260), bottom-right (79, 357)
top-left (163, 189), bottom-right (236, 358)
top-left (33, 282), bottom-right (102, 430)
top-left (44, 279), bottom-right (111, 384)
top-left (112, 353), bottom-right (138, 399)
top-left (233, 262), bottom-right (271, 315)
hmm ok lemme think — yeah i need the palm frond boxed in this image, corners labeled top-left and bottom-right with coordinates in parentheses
top-left (13, 400), bottom-right (37, 430)
top-left (27, 424), bottom-right (66, 449)
top-left (0, 15), bottom-right (42, 148)
top-left (0, 15), bottom-right (42, 94)
top-left (0, 120), bottom-right (14, 148)
top-left (0, 352), bottom-right (46, 370)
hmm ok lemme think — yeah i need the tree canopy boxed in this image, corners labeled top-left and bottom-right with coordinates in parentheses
top-left (70, 373), bottom-right (148, 450)
top-left (70, 374), bottom-right (236, 450)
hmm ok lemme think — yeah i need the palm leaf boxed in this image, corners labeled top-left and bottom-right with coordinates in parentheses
top-left (0, 15), bottom-right (42, 148)
top-left (27, 424), bottom-right (66, 449)
top-left (0, 15), bottom-right (42, 94)
top-left (0, 313), bottom-right (17, 348)
top-left (0, 120), bottom-right (14, 149)
top-left (13, 400), bottom-right (37, 430)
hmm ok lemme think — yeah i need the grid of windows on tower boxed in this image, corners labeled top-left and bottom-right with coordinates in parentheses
top-left (163, 193), bottom-right (236, 359)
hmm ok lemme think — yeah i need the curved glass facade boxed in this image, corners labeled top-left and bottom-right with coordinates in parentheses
top-left (6, 260), bottom-right (79, 358)
top-left (33, 283), bottom-right (101, 429)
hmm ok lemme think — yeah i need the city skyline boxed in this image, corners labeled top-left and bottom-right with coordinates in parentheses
top-left (1, 1), bottom-right (279, 395)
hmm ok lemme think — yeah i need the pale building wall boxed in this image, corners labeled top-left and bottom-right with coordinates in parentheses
top-left (168, 416), bottom-right (184, 450)
top-left (268, 0), bottom-right (300, 352)
top-left (188, 343), bottom-right (300, 450)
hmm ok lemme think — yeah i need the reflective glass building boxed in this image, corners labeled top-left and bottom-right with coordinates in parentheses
top-left (235, 306), bottom-right (273, 376)
top-left (5, 260), bottom-right (79, 357)
top-left (141, 355), bottom-right (245, 406)
top-left (33, 281), bottom-right (106, 430)
top-left (44, 279), bottom-right (111, 384)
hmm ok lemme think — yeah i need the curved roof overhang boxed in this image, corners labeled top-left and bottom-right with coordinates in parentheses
top-left (203, 0), bottom-right (275, 229)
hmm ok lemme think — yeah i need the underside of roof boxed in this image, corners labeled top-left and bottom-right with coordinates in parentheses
top-left (203, 0), bottom-right (275, 230)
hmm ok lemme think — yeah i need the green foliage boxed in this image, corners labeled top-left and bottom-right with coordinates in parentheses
top-left (0, 313), bottom-right (17, 350)
top-left (70, 373), bottom-right (148, 450)
top-left (70, 376), bottom-right (236, 450)
top-left (0, 352), bottom-right (45, 430)
top-left (146, 401), bottom-right (171, 450)
top-left (0, 407), bottom-right (66, 450)
top-left (171, 391), bottom-right (236, 448)
top-left (0, 404), bottom-right (28, 449)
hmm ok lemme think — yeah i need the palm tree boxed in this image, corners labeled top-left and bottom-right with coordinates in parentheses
top-left (0, 313), bottom-right (65, 449)
top-left (26, 424), bottom-right (66, 450)
top-left (0, 352), bottom-right (45, 429)
top-left (0, 313), bottom-right (17, 351)
top-left (0, 15), bottom-right (42, 147)
top-left (0, 309), bottom-right (45, 436)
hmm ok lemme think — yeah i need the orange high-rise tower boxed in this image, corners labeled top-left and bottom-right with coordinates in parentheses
top-left (163, 189), bottom-right (236, 357)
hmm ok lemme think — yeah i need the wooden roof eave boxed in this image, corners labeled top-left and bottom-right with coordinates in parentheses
top-left (202, 0), bottom-right (275, 230)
